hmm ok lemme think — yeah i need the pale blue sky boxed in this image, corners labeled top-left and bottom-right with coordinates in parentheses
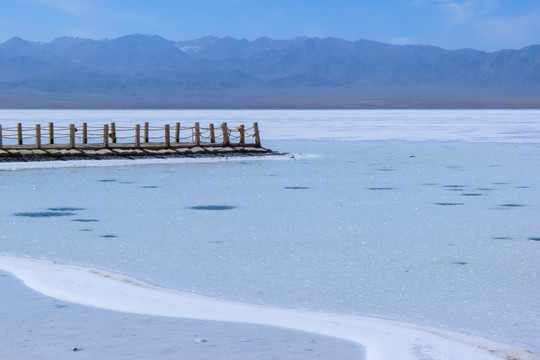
top-left (1, 0), bottom-right (539, 51)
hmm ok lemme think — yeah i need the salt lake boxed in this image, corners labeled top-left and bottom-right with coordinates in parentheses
top-left (0, 109), bottom-right (539, 358)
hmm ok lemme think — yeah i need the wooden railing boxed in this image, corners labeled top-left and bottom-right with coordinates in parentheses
top-left (0, 122), bottom-right (261, 150)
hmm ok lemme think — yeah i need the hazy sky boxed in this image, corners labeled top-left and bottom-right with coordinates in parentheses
top-left (1, 0), bottom-right (539, 51)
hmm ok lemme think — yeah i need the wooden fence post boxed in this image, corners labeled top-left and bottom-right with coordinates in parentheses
top-left (194, 122), bottom-right (200, 145)
top-left (69, 124), bottom-right (75, 149)
top-left (209, 123), bottom-right (215, 143)
top-left (82, 123), bottom-right (87, 144)
top-left (221, 122), bottom-right (230, 146)
top-left (253, 122), bottom-right (261, 147)
top-left (103, 124), bottom-right (109, 148)
top-left (239, 125), bottom-right (245, 144)
top-left (175, 122), bottom-right (180, 143)
top-left (164, 124), bottom-right (170, 148)
top-left (48, 122), bottom-right (54, 144)
top-left (0, 121), bottom-right (253, 151)
top-left (110, 122), bottom-right (116, 143)
top-left (144, 122), bottom-right (149, 143)
top-left (35, 124), bottom-right (41, 149)
top-left (17, 123), bottom-right (22, 145)
top-left (135, 124), bottom-right (140, 148)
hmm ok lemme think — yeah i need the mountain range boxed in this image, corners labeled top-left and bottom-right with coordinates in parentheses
top-left (1, 34), bottom-right (539, 108)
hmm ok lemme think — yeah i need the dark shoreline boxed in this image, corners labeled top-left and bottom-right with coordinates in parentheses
top-left (0, 146), bottom-right (277, 163)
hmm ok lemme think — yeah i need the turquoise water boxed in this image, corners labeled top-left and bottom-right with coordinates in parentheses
top-left (1, 109), bottom-right (539, 353)
top-left (1, 139), bottom-right (539, 353)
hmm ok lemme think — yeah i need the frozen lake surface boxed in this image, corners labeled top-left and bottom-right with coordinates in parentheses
top-left (1, 109), bottom-right (539, 358)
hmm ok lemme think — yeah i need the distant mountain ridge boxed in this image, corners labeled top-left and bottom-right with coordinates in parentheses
top-left (0, 34), bottom-right (539, 108)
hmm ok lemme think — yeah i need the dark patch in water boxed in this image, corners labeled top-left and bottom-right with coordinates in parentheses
top-left (190, 205), bottom-right (237, 211)
top-left (436, 203), bottom-right (464, 206)
top-left (451, 261), bottom-right (468, 265)
top-left (98, 179), bottom-right (117, 183)
top-left (476, 188), bottom-right (494, 191)
top-left (444, 185), bottom-right (467, 188)
top-left (422, 183), bottom-right (438, 186)
top-left (79, 229), bottom-right (94, 232)
top-left (494, 182), bottom-right (509, 185)
top-left (15, 212), bottom-right (75, 218)
top-left (141, 186), bottom-right (160, 189)
top-left (118, 181), bottom-right (135, 184)
top-left (500, 204), bottom-right (526, 208)
top-left (284, 186), bottom-right (310, 190)
top-left (211, 240), bottom-right (225, 244)
top-left (528, 237), bottom-right (540, 241)
top-left (100, 234), bottom-right (118, 238)
top-left (378, 168), bottom-right (395, 172)
top-left (71, 219), bottom-right (99, 223)
top-left (515, 186), bottom-right (530, 189)
top-left (54, 304), bottom-right (68, 309)
top-left (447, 166), bottom-right (460, 169)
top-left (447, 188), bottom-right (465, 192)
top-left (493, 236), bottom-right (513, 240)
top-left (461, 193), bottom-right (482, 197)
top-left (48, 207), bottom-right (86, 211)
top-left (368, 187), bottom-right (396, 190)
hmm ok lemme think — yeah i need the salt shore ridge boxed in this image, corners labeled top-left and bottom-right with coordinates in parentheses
top-left (0, 256), bottom-right (537, 360)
